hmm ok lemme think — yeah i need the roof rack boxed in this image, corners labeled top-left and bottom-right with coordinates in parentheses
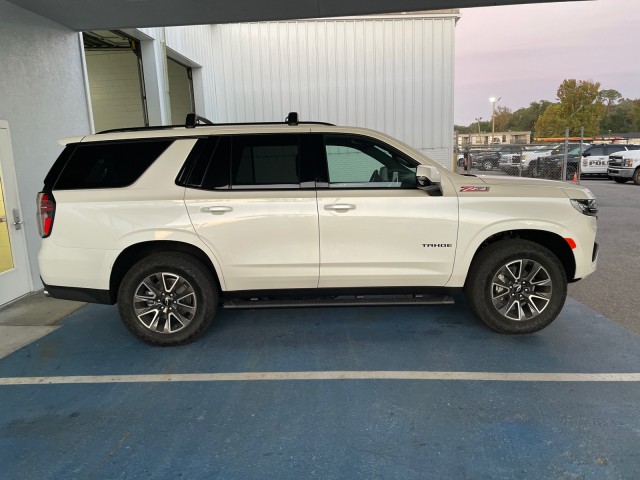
top-left (185, 113), bottom-right (214, 128)
top-left (97, 112), bottom-right (334, 134)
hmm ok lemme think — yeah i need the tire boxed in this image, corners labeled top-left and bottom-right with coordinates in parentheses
top-left (117, 253), bottom-right (218, 346)
top-left (464, 239), bottom-right (567, 334)
top-left (483, 160), bottom-right (494, 171)
top-left (530, 163), bottom-right (540, 178)
top-left (633, 168), bottom-right (640, 186)
top-left (613, 177), bottom-right (628, 184)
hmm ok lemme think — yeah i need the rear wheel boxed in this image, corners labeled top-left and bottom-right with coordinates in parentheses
top-left (613, 177), bottom-right (628, 184)
top-left (482, 160), bottom-right (494, 171)
top-left (464, 239), bottom-right (567, 334)
top-left (530, 162), bottom-right (541, 178)
top-left (117, 253), bottom-right (218, 345)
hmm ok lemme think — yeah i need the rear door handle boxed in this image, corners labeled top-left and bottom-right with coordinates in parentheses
top-left (324, 204), bottom-right (356, 212)
top-left (201, 206), bottom-right (233, 214)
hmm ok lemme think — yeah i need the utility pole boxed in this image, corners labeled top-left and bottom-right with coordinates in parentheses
top-left (474, 117), bottom-right (482, 144)
top-left (490, 96), bottom-right (501, 143)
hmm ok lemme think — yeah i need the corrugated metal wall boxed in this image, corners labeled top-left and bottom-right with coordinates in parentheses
top-left (142, 14), bottom-right (457, 167)
top-left (208, 15), bottom-right (457, 167)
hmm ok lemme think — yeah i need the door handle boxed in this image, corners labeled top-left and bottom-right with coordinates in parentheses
top-left (324, 204), bottom-right (356, 212)
top-left (200, 206), bottom-right (233, 214)
top-left (12, 208), bottom-right (23, 230)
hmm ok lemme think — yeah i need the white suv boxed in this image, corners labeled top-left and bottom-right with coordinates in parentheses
top-left (38, 114), bottom-right (599, 345)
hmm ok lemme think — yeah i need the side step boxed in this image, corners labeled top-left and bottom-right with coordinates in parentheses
top-left (223, 294), bottom-right (454, 310)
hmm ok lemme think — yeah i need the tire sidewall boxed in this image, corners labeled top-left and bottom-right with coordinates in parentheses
top-left (465, 240), bottom-right (567, 334)
top-left (118, 254), bottom-right (217, 346)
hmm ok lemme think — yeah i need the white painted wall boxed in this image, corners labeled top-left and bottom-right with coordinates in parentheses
top-left (0, 0), bottom-right (92, 287)
top-left (85, 50), bottom-right (146, 131)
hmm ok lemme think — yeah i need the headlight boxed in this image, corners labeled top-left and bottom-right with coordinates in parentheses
top-left (625, 159), bottom-right (634, 167)
top-left (571, 199), bottom-right (598, 217)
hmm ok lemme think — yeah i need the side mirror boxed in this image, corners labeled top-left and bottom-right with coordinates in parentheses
top-left (582, 152), bottom-right (591, 157)
top-left (416, 164), bottom-right (441, 188)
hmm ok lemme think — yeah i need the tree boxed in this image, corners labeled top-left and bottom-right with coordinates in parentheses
top-left (493, 106), bottom-right (512, 133)
top-left (533, 104), bottom-right (565, 138)
top-left (598, 89), bottom-right (622, 113)
top-left (600, 99), bottom-right (639, 133)
top-left (508, 100), bottom-right (552, 135)
top-left (534, 79), bottom-right (606, 137)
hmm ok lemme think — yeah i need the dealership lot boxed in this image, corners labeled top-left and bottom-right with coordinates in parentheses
top-left (1, 177), bottom-right (639, 479)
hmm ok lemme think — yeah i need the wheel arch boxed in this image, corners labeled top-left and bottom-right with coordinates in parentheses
top-left (109, 240), bottom-right (223, 303)
top-left (466, 229), bottom-right (576, 284)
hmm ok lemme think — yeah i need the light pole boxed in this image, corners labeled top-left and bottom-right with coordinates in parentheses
top-left (489, 96), bottom-right (501, 143)
top-left (474, 117), bottom-right (482, 144)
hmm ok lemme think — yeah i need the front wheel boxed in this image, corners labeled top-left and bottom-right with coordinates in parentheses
top-left (117, 253), bottom-right (218, 345)
top-left (482, 160), bottom-right (494, 171)
top-left (633, 168), bottom-right (640, 186)
top-left (464, 239), bottom-right (567, 334)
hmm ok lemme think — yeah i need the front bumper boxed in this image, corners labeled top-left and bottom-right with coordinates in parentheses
top-left (607, 167), bottom-right (634, 178)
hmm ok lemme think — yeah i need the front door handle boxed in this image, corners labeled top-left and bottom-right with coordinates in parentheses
top-left (200, 206), bottom-right (233, 215)
top-left (324, 204), bottom-right (356, 212)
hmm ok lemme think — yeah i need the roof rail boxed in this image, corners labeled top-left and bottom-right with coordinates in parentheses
top-left (97, 112), bottom-right (334, 134)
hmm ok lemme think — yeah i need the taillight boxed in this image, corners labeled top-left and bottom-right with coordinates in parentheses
top-left (37, 191), bottom-right (56, 238)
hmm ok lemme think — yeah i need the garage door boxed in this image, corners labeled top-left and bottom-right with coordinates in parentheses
top-left (83, 30), bottom-right (148, 132)
top-left (167, 58), bottom-right (195, 125)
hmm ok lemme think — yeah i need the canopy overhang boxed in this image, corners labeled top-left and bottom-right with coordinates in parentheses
top-left (7, 0), bottom-right (581, 31)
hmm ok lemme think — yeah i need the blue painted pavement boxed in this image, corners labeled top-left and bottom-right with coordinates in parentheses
top-left (1, 297), bottom-right (639, 479)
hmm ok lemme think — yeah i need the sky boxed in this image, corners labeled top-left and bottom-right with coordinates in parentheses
top-left (455, 0), bottom-right (640, 125)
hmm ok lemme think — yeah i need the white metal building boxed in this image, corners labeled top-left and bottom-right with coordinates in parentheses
top-left (0, 1), bottom-right (458, 306)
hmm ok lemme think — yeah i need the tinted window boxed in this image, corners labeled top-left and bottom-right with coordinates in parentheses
top-left (231, 135), bottom-right (300, 187)
top-left (54, 140), bottom-right (173, 190)
top-left (586, 146), bottom-right (604, 156)
top-left (325, 135), bottom-right (417, 188)
top-left (606, 145), bottom-right (628, 155)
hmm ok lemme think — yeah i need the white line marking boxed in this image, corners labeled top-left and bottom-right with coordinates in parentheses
top-left (1, 371), bottom-right (640, 386)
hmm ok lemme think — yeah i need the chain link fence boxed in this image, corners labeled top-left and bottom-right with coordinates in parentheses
top-left (455, 142), bottom-right (585, 183)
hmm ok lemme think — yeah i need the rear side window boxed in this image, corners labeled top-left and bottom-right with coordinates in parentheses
top-left (53, 140), bottom-right (173, 190)
top-left (231, 135), bottom-right (300, 187)
top-left (181, 134), bottom-right (310, 190)
top-left (585, 146), bottom-right (604, 156)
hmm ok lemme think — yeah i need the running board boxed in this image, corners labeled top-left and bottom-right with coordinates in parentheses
top-left (223, 294), bottom-right (454, 309)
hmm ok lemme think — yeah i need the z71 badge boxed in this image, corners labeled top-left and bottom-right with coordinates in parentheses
top-left (460, 186), bottom-right (490, 192)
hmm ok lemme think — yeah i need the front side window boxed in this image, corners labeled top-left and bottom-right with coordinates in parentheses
top-left (324, 135), bottom-right (417, 189)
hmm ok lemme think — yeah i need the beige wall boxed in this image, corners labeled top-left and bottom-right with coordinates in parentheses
top-left (167, 58), bottom-right (193, 125)
top-left (85, 50), bottom-right (145, 132)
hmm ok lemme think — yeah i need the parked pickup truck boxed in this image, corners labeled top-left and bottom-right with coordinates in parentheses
top-left (608, 150), bottom-right (640, 184)
top-left (581, 144), bottom-right (640, 176)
